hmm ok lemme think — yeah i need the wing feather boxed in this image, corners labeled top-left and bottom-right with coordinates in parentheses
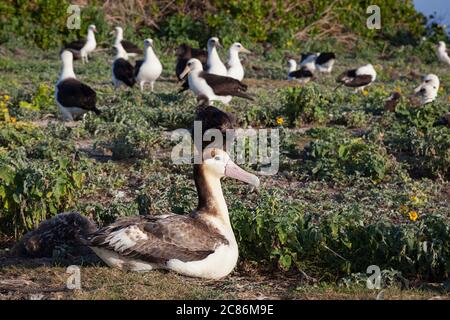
top-left (200, 72), bottom-right (253, 100)
top-left (57, 79), bottom-right (99, 114)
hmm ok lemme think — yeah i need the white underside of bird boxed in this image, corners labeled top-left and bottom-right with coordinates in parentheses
top-left (136, 45), bottom-right (162, 92)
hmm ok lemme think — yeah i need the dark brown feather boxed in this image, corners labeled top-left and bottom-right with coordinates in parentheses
top-left (199, 72), bottom-right (254, 100)
top-left (121, 40), bottom-right (143, 55)
top-left (113, 58), bottom-right (135, 87)
top-left (57, 78), bottom-right (100, 114)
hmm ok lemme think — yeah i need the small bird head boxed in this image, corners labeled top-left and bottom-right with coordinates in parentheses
top-left (88, 25), bottom-right (97, 33)
top-left (180, 58), bottom-right (203, 79)
top-left (230, 42), bottom-right (251, 54)
top-left (207, 37), bottom-right (223, 50)
top-left (143, 39), bottom-right (154, 48)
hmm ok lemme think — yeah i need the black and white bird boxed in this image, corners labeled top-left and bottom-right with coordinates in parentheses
top-left (180, 58), bottom-right (253, 104)
top-left (63, 24), bottom-right (97, 64)
top-left (437, 41), bottom-right (450, 67)
top-left (206, 37), bottom-right (228, 76)
top-left (112, 44), bottom-right (135, 88)
top-left (226, 42), bottom-right (251, 81)
top-left (112, 26), bottom-right (143, 57)
top-left (55, 50), bottom-right (100, 121)
top-left (336, 64), bottom-right (377, 92)
top-left (287, 59), bottom-right (314, 84)
top-left (299, 52), bottom-right (318, 71)
top-left (315, 52), bottom-right (336, 73)
top-left (134, 39), bottom-right (163, 92)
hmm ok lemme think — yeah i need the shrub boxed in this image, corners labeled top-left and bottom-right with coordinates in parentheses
top-left (302, 128), bottom-right (391, 182)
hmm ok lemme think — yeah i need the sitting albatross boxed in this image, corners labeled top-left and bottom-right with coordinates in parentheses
top-left (55, 50), bottom-right (100, 121)
top-left (226, 42), bottom-right (251, 81)
top-left (112, 44), bottom-right (135, 88)
top-left (135, 39), bottom-right (163, 92)
top-left (287, 59), bottom-right (314, 84)
top-left (112, 26), bottom-right (143, 57)
top-left (63, 25), bottom-right (97, 64)
top-left (414, 74), bottom-right (440, 94)
top-left (16, 147), bottom-right (259, 279)
top-left (180, 58), bottom-right (254, 104)
top-left (206, 37), bottom-right (228, 76)
top-left (336, 64), bottom-right (377, 92)
top-left (315, 52), bottom-right (336, 73)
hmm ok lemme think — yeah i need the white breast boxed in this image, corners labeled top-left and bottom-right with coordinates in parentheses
top-left (137, 59), bottom-right (162, 81)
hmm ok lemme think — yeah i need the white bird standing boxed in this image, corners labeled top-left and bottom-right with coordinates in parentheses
top-left (226, 42), bottom-right (251, 81)
top-left (437, 41), bottom-right (450, 66)
top-left (64, 25), bottom-right (97, 64)
top-left (206, 37), bottom-right (228, 76)
top-left (135, 39), bottom-right (163, 92)
top-left (55, 50), bottom-right (100, 121)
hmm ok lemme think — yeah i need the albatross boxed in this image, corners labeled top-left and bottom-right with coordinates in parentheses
top-left (315, 52), bottom-right (336, 73)
top-left (112, 44), bottom-right (135, 88)
top-left (206, 37), bottom-right (228, 76)
top-left (112, 26), bottom-right (143, 57)
top-left (180, 58), bottom-right (253, 104)
top-left (55, 50), bottom-right (100, 121)
top-left (226, 42), bottom-right (251, 81)
top-left (336, 64), bottom-right (377, 92)
top-left (287, 59), bottom-right (314, 84)
top-left (414, 74), bottom-right (440, 94)
top-left (135, 39), bottom-right (163, 92)
top-left (16, 147), bottom-right (259, 279)
top-left (175, 44), bottom-right (208, 93)
top-left (437, 41), bottom-right (450, 67)
top-left (63, 25), bottom-right (97, 64)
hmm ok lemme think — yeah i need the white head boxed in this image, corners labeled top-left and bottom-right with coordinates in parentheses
top-left (415, 74), bottom-right (440, 93)
top-left (179, 58), bottom-right (204, 78)
top-left (229, 42), bottom-right (251, 54)
top-left (88, 25), bottom-right (97, 33)
top-left (201, 148), bottom-right (260, 188)
top-left (438, 41), bottom-right (446, 49)
top-left (417, 84), bottom-right (438, 104)
top-left (207, 37), bottom-right (222, 50)
top-left (143, 38), bottom-right (154, 48)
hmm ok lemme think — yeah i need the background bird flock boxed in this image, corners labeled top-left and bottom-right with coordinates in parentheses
top-left (0, 1), bottom-right (450, 299)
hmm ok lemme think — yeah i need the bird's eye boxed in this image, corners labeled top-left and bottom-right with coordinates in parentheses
top-left (425, 80), bottom-right (430, 83)
top-left (187, 62), bottom-right (191, 66)
top-left (214, 156), bottom-right (221, 161)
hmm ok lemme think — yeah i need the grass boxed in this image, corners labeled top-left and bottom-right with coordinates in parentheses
top-left (0, 37), bottom-right (449, 299)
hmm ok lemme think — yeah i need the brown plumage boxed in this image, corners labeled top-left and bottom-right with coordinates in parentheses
top-left (89, 214), bottom-right (228, 264)
top-left (385, 92), bottom-right (402, 112)
top-left (176, 44), bottom-right (208, 80)
top-left (336, 69), bottom-right (373, 88)
top-left (434, 112), bottom-right (450, 127)
top-left (13, 212), bottom-right (97, 257)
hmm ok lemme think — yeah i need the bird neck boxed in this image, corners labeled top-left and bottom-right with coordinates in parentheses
top-left (228, 49), bottom-right (241, 67)
top-left (194, 164), bottom-right (230, 227)
top-left (288, 63), bottom-right (297, 73)
top-left (60, 59), bottom-right (76, 81)
top-left (144, 46), bottom-right (156, 61)
top-left (208, 46), bottom-right (222, 64)
top-left (115, 30), bottom-right (123, 44)
top-left (115, 46), bottom-right (128, 60)
top-left (87, 29), bottom-right (96, 44)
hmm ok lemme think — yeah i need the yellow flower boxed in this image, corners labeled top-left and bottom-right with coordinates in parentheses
top-left (439, 86), bottom-right (444, 92)
top-left (408, 211), bottom-right (418, 221)
top-left (276, 116), bottom-right (284, 126)
top-left (394, 87), bottom-right (401, 93)
top-left (410, 195), bottom-right (419, 203)
top-left (10, 117), bottom-right (16, 123)
top-left (447, 96), bottom-right (450, 101)
top-left (362, 90), bottom-right (369, 96)
top-left (399, 205), bottom-right (408, 213)
top-left (3, 95), bottom-right (10, 101)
